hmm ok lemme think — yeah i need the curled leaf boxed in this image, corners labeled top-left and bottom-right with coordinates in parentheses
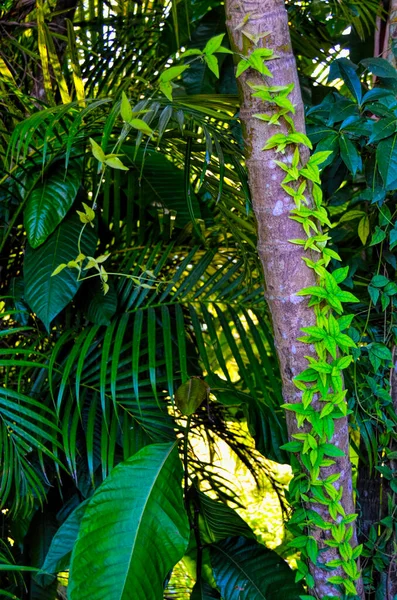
top-left (175, 378), bottom-right (209, 416)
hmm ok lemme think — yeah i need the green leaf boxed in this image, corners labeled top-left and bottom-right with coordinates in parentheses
top-left (280, 441), bottom-right (302, 452)
top-left (369, 226), bottom-right (386, 246)
top-left (160, 65), bottom-right (189, 83)
top-left (203, 34), bottom-right (225, 55)
top-left (368, 117), bottom-right (397, 143)
top-left (377, 134), bottom-right (397, 187)
top-left (321, 443), bottom-right (345, 457)
top-left (180, 49), bottom-right (203, 58)
top-left (369, 342), bottom-right (392, 362)
top-left (104, 156), bottom-right (129, 170)
top-left (24, 214), bottom-right (97, 330)
top-left (120, 91), bottom-right (133, 123)
top-left (328, 58), bottom-right (362, 104)
top-left (90, 138), bottom-right (106, 163)
top-left (332, 266), bottom-right (349, 284)
top-left (236, 59), bottom-right (250, 78)
top-left (160, 81), bottom-right (173, 101)
top-left (361, 57), bottom-right (397, 80)
top-left (205, 54), bottom-right (219, 78)
top-left (358, 215), bottom-right (370, 245)
top-left (24, 160), bottom-right (82, 248)
top-left (210, 536), bottom-right (303, 599)
top-left (69, 443), bottom-right (189, 600)
top-left (339, 135), bottom-right (361, 176)
top-left (371, 274), bottom-right (389, 288)
top-left (128, 118), bottom-right (153, 135)
top-left (390, 225), bottom-right (397, 250)
top-left (39, 500), bottom-right (89, 578)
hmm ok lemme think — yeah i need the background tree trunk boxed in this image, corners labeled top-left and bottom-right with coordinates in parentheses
top-left (225, 0), bottom-right (363, 597)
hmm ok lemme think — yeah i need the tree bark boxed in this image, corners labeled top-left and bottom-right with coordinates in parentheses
top-left (374, 0), bottom-right (397, 64)
top-left (225, 1), bottom-right (363, 597)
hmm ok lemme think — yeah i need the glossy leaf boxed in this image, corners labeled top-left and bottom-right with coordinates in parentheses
top-left (68, 443), bottom-right (189, 600)
top-left (24, 160), bottom-right (82, 248)
top-left (24, 214), bottom-right (97, 330)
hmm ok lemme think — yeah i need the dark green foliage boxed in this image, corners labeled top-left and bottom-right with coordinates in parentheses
top-left (210, 536), bottom-right (303, 599)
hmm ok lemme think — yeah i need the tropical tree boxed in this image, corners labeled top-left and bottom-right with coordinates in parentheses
top-left (1, 1), bottom-right (397, 600)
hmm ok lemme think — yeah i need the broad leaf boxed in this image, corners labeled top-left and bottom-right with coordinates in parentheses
top-left (210, 536), bottom-right (303, 600)
top-left (24, 160), bottom-right (82, 248)
top-left (24, 214), bottom-right (97, 330)
top-left (68, 442), bottom-right (189, 600)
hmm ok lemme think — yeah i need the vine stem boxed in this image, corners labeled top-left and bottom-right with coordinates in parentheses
top-left (183, 415), bottom-right (192, 503)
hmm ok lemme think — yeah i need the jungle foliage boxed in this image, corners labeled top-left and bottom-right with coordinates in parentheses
top-left (0, 0), bottom-right (396, 599)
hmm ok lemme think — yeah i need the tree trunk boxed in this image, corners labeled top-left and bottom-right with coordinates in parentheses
top-left (225, 1), bottom-right (363, 597)
top-left (374, 0), bottom-right (397, 64)
top-left (386, 349), bottom-right (397, 599)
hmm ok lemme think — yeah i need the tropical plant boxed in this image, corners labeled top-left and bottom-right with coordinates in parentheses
top-left (1, 0), bottom-right (397, 599)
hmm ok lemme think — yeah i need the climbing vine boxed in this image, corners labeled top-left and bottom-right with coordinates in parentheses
top-left (233, 43), bottom-right (362, 599)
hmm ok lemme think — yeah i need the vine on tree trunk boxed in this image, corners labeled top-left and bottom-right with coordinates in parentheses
top-left (233, 41), bottom-right (362, 600)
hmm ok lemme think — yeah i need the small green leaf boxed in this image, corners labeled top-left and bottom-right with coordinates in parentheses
top-left (120, 91), bottom-right (133, 123)
top-left (369, 226), bottom-right (386, 246)
top-left (371, 274), bottom-right (389, 288)
top-left (321, 443), bottom-right (345, 458)
top-left (129, 118), bottom-right (153, 135)
top-left (358, 215), bottom-right (370, 245)
top-left (203, 34), bottom-right (225, 55)
top-left (104, 156), bottom-right (129, 170)
top-left (204, 54), bottom-right (219, 78)
top-left (160, 65), bottom-right (189, 83)
top-left (89, 138), bottom-right (106, 163)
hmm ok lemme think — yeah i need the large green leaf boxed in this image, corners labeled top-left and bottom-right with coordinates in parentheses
top-left (24, 214), bottom-right (97, 330)
top-left (38, 500), bottom-right (89, 579)
top-left (210, 537), bottom-right (303, 600)
top-left (24, 160), bottom-right (82, 248)
top-left (68, 442), bottom-right (190, 600)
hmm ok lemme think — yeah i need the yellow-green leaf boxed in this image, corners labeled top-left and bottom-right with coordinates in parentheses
top-left (121, 91), bottom-right (133, 123)
top-left (358, 215), bottom-right (370, 245)
top-left (104, 156), bottom-right (129, 170)
top-left (89, 138), bottom-right (106, 163)
top-left (129, 119), bottom-right (153, 135)
top-left (51, 263), bottom-right (67, 277)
